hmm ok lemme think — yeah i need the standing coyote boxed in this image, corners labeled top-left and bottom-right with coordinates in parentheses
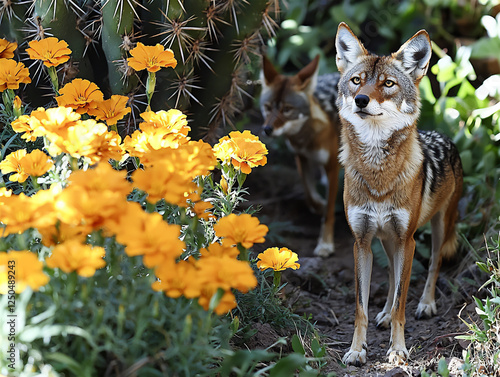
top-left (260, 55), bottom-right (342, 257)
top-left (335, 23), bottom-right (463, 365)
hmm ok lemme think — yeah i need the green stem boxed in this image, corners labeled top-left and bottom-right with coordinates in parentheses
top-left (273, 270), bottom-right (282, 294)
top-left (146, 71), bottom-right (156, 111)
top-left (47, 66), bottom-right (59, 95)
top-left (237, 243), bottom-right (248, 262)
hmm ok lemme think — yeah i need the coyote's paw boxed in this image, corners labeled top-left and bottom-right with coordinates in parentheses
top-left (387, 346), bottom-right (408, 365)
top-left (415, 301), bottom-right (437, 319)
top-left (313, 241), bottom-right (334, 257)
top-left (342, 348), bottom-right (367, 366)
top-left (375, 310), bottom-right (391, 329)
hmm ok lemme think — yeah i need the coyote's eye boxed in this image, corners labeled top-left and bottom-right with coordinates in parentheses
top-left (351, 77), bottom-right (361, 85)
top-left (282, 104), bottom-right (294, 115)
top-left (384, 80), bottom-right (395, 87)
top-left (263, 103), bottom-right (272, 112)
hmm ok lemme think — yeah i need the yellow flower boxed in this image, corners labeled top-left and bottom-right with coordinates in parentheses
top-left (20, 149), bottom-right (53, 177)
top-left (256, 247), bottom-right (300, 272)
top-left (152, 260), bottom-right (199, 299)
top-left (0, 39), bottom-right (17, 59)
top-left (26, 37), bottom-right (71, 67)
top-left (213, 130), bottom-right (268, 174)
top-left (200, 242), bottom-right (239, 259)
top-left (198, 288), bottom-right (237, 315)
top-left (0, 189), bottom-right (57, 236)
top-left (54, 163), bottom-right (131, 232)
top-left (122, 109), bottom-right (192, 159)
top-left (0, 251), bottom-right (49, 294)
top-left (127, 42), bottom-right (177, 73)
top-left (0, 59), bottom-right (31, 91)
top-left (56, 119), bottom-right (123, 163)
top-left (87, 95), bottom-right (131, 125)
top-left (29, 106), bottom-right (81, 139)
top-left (213, 213), bottom-right (268, 248)
top-left (0, 149), bottom-right (29, 182)
top-left (11, 115), bottom-right (38, 141)
top-left (46, 239), bottom-right (106, 277)
top-left (56, 79), bottom-right (104, 114)
top-left (107, 202), bottom-right (185, 268)
top-left (0, 149), bottom-right (52, 181)
top-left (195, 255), bottom-right (257, 314)
top-left (133, 161), bottom-right (196, 205)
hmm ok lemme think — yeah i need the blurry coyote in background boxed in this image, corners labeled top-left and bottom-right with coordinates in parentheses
top-left (260, 55), bottom-right (342, 257)
top-left (335, 22), bottom-right (463, 366)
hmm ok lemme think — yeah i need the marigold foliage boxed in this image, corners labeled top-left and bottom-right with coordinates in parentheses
top-left (0, 251), bottom-right (49, 294)
top-left (127, 42), bottom-right (177, 73)
top-left (256, 247), bottom-right (301, 272)
top-left (0, 59), bottom-right (31, 91)
top-left (214, 213), bottom-right (268, 249)
top-left (26, 37), bottom-right (72, 67)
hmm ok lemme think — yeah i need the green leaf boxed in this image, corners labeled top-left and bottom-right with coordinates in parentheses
top-left (269, 353), bottom-right (308, 377)
top-left (291, 334), bottom-right (306, 355)
top-left (437, 357), bottom-right (450, 377)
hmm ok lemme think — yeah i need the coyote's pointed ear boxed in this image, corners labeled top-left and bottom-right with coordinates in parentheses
top-left (335, 22), bottom-right (368, 73)
top-left (394, 30), bottom-right (432, 81)
top-left (296, 54), bottom-right (320, 91)
top-left (261, 55), bottom-right (279, 86)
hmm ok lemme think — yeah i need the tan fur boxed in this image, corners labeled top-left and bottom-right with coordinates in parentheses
top-left (261, 56), bottom-right (341, 256)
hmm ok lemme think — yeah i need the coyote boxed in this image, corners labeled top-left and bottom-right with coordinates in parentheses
top-left (335, 23), bottom-right (463, 365)
top-left (260, 55), bottom-right (342, 257)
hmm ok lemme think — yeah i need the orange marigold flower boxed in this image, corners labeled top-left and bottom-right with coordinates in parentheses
top-left (0, 189), bottom-right (57, 236)
top-left (20, 149), bottom-right (53, 177)
top-left (29, 106), bottom-right (81, 139)
top-left (108, 202), bottom-right (185, 268)
top-left (213, 130), bottom-right (268, 174)
top-left (0, 149), bottom-right (28, 182)
top-left (56, 79), bottom-right (104, 114)
top-left (46, 239), bottom-right (106, 277)
top-left (198, 287), bottom-right (237, 315)
top-left (152, 260), bottom-right (200, 299)
top-left (0, 251), bottom-right (49, 294)
top-left (0, 39), bottom-right (17, 59)
top-left (54, 164), bottom-right (131, 232)
top-left (127, 42), bottom-right (177, 73)
top-left (199, 242), bottom-right (239, 259)
top-left (195, 255), bottom-right (257, 314)
top-left (0, 59), bottom-right (31, 91)
top-left (256, 247), bottom-right (300, 272)
top-left (132, 160), bottom-right (197, 205)
top-left (87, 95), bottom-right (131, 125)
top-left (26, 37), bottom-right (71, 67)
top-left (213, 213), bottom-right (268, 249)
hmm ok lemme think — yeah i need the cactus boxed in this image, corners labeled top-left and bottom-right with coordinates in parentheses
top-left (0, 0), bottom-right (279, 138)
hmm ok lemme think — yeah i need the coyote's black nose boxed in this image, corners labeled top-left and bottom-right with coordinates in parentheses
top-left (355, 94), bottom-right (370, 109)
top-left (263, 125), bottom-right (273, 136)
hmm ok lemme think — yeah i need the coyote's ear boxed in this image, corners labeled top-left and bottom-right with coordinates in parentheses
top-left (296, 54), bottom-right (320, 92)
top-left (261, 55), bottom-right (279, 86)
top-left (394, 30), bottom-right (432, 81)
top-left (335, 22), bottom-right (368, 73)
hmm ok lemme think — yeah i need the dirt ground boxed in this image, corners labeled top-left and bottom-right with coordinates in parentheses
top-left (242, 127), bottom-right (486, 376)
